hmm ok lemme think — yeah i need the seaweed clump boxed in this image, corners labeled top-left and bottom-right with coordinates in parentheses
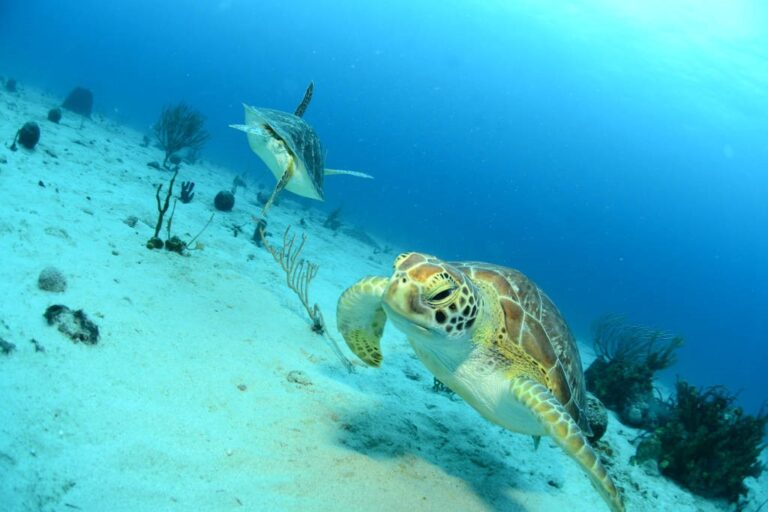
top-left (585, 314), bottom-right (682, 428)
top-left (647, 380), bottom-right (767, 503)
top-left (153, 103), bottom-right (209, 168)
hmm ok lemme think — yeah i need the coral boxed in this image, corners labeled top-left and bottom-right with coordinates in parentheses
top-left (62, 86), bottom-right (93, 117)
top-left (164, 236), bottom-right (186, 254)
top-left (44, 305), bottom-right (100, 345)
top-left (179, 181), bottom-right (195, 203)
top-left (153, 103), bottom-right (209, 168)
top-left (10, 121), bottom-right (40, 151)
top-left (593, 314), bottom-right (681, 369)
top-left (147, 168), bottom-right (179, 249)
top-left (146, 169), bottom-right (213, 254)
top-left (649, 380), bottom-right (767, 503)
top-left (262, 226), bottom-right (322, 332)
top-left (47, 107), bottom-right (62, 123)
top-left (584, 393), bottom-right (609, 443)
top-left (38, 266), bottom-right (67, 293)
top-left (585, 314), bottom-right (682, 429)
top-left (260, 225), bottom-right (354, 373)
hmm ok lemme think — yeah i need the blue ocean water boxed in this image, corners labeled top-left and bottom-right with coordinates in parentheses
top-left (2, 0), bottom-right (766, 413)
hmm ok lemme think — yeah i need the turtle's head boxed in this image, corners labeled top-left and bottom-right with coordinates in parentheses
top-left (382, 252), bottom-right (480, 342)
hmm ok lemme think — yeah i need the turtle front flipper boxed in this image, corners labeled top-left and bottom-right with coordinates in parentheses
top-left (324, 168), bottom-right (374, 179)
top-left (510, 376), bottom-right (624, 512)
top-left (261, 159), bottom-right (295, 216)
top-left (337, 276), bottom-right (390, 367)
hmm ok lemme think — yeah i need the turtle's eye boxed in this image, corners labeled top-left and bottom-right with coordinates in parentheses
top-left (427, 287), bottom-right (455, 305)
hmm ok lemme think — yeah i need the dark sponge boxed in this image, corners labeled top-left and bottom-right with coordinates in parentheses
top-left (15, 122), bottom-right (41, 150)
top-left (214, 190), bottom-right (235, 212)
top-left (48, 107), bottom-right (62, 123)
top-left (62, 86), bottom-right (93, 117)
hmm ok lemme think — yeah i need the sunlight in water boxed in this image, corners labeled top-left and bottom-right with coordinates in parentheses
top-left (602, 0), bottom-right (765, 42)
top-left (497, 0), bottom-right (768, 120)
top-left (594, 0), bottom-right (768, 119)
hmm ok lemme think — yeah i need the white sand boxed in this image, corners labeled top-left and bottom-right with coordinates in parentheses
top-left (1, 86), bottom-right (763, 511)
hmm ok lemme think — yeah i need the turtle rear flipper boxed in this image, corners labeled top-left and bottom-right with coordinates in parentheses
top-left (510, 376), bottom-right (624, 512)
top-left (337, 276), bottom-right (389, 367)
top-left (325, 168), bottom-right (374, 179)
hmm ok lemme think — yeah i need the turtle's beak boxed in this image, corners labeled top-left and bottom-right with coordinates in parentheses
top-left (382, 275), bottom-right (431, 334)
top-left (384, 275), bottom-right (423, 313)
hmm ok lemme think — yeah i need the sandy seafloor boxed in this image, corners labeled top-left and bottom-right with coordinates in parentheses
top-left (1, 86), bottom-right (766, 512)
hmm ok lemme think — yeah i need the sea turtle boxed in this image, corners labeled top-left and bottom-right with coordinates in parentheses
top-left (336, 252), bottom-right (624, 512)
top-left (230, 82), bottom-right (372, 216)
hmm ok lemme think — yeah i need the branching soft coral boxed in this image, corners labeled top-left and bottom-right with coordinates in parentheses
top-left (585, 314), bottom-right (682, 428)
top-left (592, 313), bottom-right (682, 370)
top-left (653, 380), bottom-right (767, 503)
top-left (153, 103), bottom-right (209, 168)
top-left (259, 225), bottom-right (354, 373)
